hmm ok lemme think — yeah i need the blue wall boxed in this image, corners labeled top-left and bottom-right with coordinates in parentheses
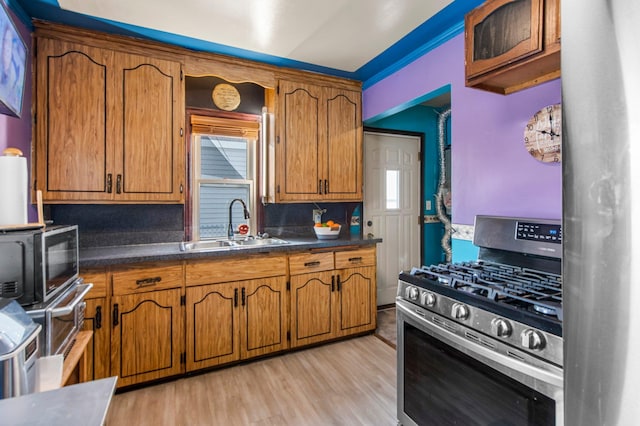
top-left (367, 103), bottom-right (450, 266)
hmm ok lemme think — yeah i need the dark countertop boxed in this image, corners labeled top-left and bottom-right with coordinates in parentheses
top-left (80, 236), bottom-right (383, 267)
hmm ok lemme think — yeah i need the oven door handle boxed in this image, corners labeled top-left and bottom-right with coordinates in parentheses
top-left (396, 299), bottom-right (563, 389)
top-left (48, 283), bottom-right (93, 317)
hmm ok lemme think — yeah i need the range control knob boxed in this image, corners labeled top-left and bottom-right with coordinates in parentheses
top-left (407, 286), bottom-right (420, 301)
top-left (521, 329), bottom-right (546, 350)
top-left (451, 303), bottom-right (470, 320)
top-left (490, 318), bottom-right (512, 337)
top-left (420, 291), bottom-right (436, 307)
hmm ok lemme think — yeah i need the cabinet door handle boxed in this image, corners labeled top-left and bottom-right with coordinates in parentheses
top-left (348, 257), bottom-right (363, 263)
top-left (241, 287), bottom-right (246, 306)
top-left (112, 303), bottom-right (119, 327)
top-left (324, 179), bottom-right (328, 194)
top-left (304, 261), bottom-right (321, 268)
top-left (318, 179), bottom-right (323, 194)
top-left (234, 288), bottom-right (238, 307)
top-left (95, 306), bottom-right (102, 329)
top-left (337, 275), bottom-right (341, 292)
top-left (331, 275), bottom-right (335, 292)
top-left (136, 276), bottom-right (161, 287)
top-left (107, 174), bottom-right (112, 193)
top-left (116, 174), bottom-right (122, 194)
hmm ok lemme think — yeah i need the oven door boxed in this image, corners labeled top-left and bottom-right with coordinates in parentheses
top-left (46, 282), bottom-right (91, 357)
top-left (396, 298), bottom-right (563, 426)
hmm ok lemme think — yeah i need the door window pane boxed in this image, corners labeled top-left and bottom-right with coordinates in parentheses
top-left (386, 169), bottom-right (400, 209)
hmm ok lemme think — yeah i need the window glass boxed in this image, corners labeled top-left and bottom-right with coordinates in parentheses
top-left (386, 169), bottom-right (400, 209)
top-left (192, 133), bottom-right (256, 240)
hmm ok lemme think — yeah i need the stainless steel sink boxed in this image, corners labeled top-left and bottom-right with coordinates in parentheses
top-left (180, 237), bottom-right (289, 252)
top-left (179, 240), bottom-right (235, 252)
top-left (232, 238), bottom-right (289, 247)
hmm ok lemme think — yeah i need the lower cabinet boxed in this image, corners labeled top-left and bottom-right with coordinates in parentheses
top-left (110, 288), bottom-right (184, 387)
top-left (185, 276), bottom-right (288, 371)
top-left (83, 297), bottom-right (110, 380)
top-left (78, 246), bottom-right (376, 387)
top-left (109, 262), bottom-right (185, 388)
top-left (290, 247), bottom-right (377, 348)
top-left (80, 268), bottom-right (110, 381)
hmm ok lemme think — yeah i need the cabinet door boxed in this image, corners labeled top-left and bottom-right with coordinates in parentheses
top-left (290, 271), bottom-right (335, 347)
top-left (324, 87), bottom-right (362, 200)
top-left (185, 283), bottom-right (240, 371)
top-left (240, 277), bottom-right (288, 359)
top-left (111, 289), bottom-right (183, 387)
top-left (336, 266), bottom-right (377, 337)
top-left (115, 53), bottom-right (184, 202)
top-left (277, 80), bottom-right (324, 201)
top-left (465, 0), bottom-right (544, 79)
top-left (35, 38), bottom-right (116, 202)
top-left (83, 298), bottom-right (110, 380)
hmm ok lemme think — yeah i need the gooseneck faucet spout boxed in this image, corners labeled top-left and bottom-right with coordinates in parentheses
top-left (228, 198), bottom-right (250, 239)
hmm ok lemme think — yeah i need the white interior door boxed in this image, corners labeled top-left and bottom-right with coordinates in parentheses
top-left (364, 131), bottom-right (421, 306)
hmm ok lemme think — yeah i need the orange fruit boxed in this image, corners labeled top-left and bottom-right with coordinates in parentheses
top-left (314, 223), bottom-right (323, 227)
top-left (326, 220), bottom-right (335, 227)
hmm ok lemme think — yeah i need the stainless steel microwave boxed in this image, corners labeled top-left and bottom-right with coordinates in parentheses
top-left (0, 225), bottom-right (79, 307)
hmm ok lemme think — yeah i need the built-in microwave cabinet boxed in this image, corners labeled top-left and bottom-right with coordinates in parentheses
top-left (464, 0), bottom-right (560, 94)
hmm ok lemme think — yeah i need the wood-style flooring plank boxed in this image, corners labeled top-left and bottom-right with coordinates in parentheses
top-left (106, 335), bottom-right (396, 425)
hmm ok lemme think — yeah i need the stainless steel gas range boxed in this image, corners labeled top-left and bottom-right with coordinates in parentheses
top-left (397, 215), bottom-right (563, 426)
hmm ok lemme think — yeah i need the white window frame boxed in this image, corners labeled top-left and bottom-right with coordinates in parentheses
top-left (191, 132), bottom-right (257, 240)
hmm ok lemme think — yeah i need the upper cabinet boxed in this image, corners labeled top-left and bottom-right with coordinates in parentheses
top-left (34, 36), bottom-right (185, 203)
top-left (276, 79), bottom-right (363, 203)
top-left (464, 0), bottom-right (560, 95)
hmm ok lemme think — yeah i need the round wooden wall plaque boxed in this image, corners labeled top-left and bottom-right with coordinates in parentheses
top-left (212, 83), bottom-right (241, 111)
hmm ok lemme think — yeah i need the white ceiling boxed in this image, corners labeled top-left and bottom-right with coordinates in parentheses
top-left (57, 0), bottom-right (453, 72)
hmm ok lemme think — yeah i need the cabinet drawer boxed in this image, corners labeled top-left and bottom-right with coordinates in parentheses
top-left (289, 252), bottom-right (334, 275)
top-left (112, 262), bottom-right (184, 295)
top-left (80, 268), bottom-right (108, 298)
top-left (335, 247), bottom-right (376, 269)
top-left (186, 254), bottom-right (286, 286)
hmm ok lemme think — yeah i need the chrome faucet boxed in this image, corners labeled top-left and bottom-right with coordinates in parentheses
top-left (228, 198), bottom-right (250, 239)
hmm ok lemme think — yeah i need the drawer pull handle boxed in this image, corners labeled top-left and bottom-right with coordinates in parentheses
top-left (304, 261), bottom-right (321, 267)
top-left (348, 257), bottom-right (363, 263)
top-left (136, 276), bottom-right (162, 287)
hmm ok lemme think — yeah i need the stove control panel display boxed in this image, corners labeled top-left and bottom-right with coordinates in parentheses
top-left (516, 222), bottom-right (562, 244)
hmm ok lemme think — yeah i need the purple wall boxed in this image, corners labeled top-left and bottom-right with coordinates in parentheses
top-left (364, 34), bottom-right (562, 225)
top-left (0, 7), bottom-right (34, 221)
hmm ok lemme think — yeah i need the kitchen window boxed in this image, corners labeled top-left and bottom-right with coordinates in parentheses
top-left (190, 115), bottom-right (260, 240)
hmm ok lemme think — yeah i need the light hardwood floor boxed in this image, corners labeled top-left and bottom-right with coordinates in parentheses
top-left (106, 335), bottom-right (396, 425)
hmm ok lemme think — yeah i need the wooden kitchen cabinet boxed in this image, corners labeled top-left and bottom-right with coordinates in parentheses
top-left (34, 37), bottom-right (185, 203)
top-left (110, 262), bottom-right (184, 387)
top-left (464, 0), bottom-right (560, 94)
top-left (276, 80), bottom-right (362, 202)
top-left (80, 268), bottom-right (110, 381)
top-left (185, 276), bottom-right (288, 371)
top-left (289, 248), bottom-right (376, 348)
top-left (185, 254), bottom-right (288, 371)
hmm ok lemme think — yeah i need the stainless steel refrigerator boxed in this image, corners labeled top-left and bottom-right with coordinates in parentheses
top-left (563, 1), bottom-right (640, 424)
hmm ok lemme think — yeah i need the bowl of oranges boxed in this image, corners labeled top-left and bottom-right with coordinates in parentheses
top-left (314, 220), bottom-right (341, 240)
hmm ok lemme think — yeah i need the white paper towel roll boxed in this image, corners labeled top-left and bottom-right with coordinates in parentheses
top-left (0, 153), bottom-right (28, 226)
